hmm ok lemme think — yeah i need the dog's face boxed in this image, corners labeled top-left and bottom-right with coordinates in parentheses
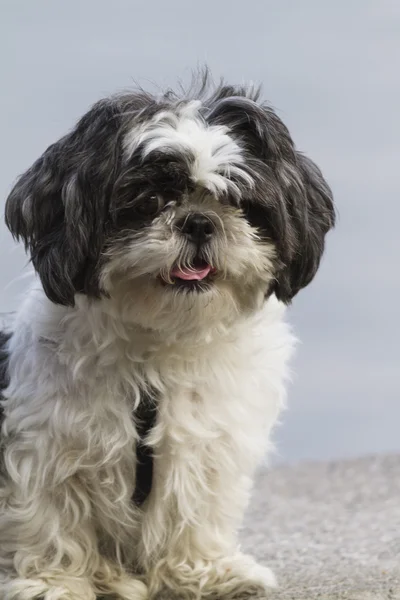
top-left (5, 80), bottom-right (335, 334)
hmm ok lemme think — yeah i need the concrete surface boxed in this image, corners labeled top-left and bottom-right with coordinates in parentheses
top-left (242, 455), bottom-right (400, 599)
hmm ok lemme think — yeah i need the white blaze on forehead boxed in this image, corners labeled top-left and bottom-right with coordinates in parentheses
top-left (123, 101), bottom-right (254, 195)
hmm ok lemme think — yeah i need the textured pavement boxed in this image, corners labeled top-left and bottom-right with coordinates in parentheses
top-left (242, 455), bottom-right (400, 599)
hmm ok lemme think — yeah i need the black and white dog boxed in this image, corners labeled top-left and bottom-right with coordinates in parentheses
top-left (0, 75), bottom-right (335, 600)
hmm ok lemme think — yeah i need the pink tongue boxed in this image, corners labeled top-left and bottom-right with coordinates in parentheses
top-left (171, 264), bottom-right (212, 281)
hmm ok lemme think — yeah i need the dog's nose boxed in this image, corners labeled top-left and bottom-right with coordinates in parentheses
top-left (178, 214), bottom-right (215, 244)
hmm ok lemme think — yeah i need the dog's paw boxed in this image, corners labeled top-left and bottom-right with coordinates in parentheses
top-left (0, 576), bottom-right (96, 600)
top-left (148, 554), bottom-right (276, 600)
top-left (212, 554), bottom-right (277, 597)
top-left (151, 580), bottom-right (274, 600)
top-left (215, 581), bottom-right (274, 600)
top-left (104, 576), bottom-right (147, 600)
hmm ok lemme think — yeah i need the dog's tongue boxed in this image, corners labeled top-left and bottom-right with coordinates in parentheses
top-left (171, 264), bottom-right (212, 281)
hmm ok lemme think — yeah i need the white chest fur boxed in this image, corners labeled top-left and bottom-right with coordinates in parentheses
top-left (2, 288), bottom-right (294, 570)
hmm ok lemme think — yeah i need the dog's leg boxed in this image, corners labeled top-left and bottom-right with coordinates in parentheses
top-left (138, 364), bottom-right (286, 600)
top-left (0, 468), bottom-right (100, 600)
top-left (0, 415), bottom-right (146, 600)
top-left (139, 432), bottom-right (277, 600)
top-left (0, 457), bottom-right (148, 600)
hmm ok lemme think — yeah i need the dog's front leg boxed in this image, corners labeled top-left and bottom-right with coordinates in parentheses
top-left (138, 383), bottom-right (280, 600)
top-left (0, 409), bottom-right (146, 600)
top-left (0, 446), bottom-right (102, 600)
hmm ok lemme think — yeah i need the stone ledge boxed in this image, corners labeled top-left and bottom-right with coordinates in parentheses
top-left (242, 455), bottom-right (400, 599)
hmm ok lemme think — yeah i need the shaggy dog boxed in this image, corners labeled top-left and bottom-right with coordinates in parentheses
top-left (0, 75), bottom-right (335, 600)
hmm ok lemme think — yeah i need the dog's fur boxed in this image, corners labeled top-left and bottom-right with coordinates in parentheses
top-left (0, 74), bottom-right (335, 600)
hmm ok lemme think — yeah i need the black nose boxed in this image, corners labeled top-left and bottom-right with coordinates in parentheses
top-left (178, 214), bottom-right (215, 244)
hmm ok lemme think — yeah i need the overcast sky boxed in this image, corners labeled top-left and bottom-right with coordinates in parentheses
top-left (0, 0), bottom-right (399, 462)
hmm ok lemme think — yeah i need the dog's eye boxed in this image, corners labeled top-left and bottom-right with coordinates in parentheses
top-left (134, 194), bottom-right (162, 217)
top-left (242, 201), bottom-right (271, 237)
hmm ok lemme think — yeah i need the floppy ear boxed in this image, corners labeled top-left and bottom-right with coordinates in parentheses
top-left (5, 99), bottom-right (122, 305)
top-left (206, 91), bottom-right (335, 303)
top-left (272, 152), bottom-right (335, 303)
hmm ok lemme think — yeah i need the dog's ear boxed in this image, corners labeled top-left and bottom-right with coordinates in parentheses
top-left (207, 92), bottom-right (335, 303)
top-left (272, 152), bottom-right (335, 303)
top-left (5, 99), bottom-right (122, 305)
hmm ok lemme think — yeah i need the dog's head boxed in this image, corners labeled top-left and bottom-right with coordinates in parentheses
top-left (5, 77), bottom-right (335, 333)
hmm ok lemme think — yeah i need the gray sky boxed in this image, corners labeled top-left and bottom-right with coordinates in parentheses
top-left (0, 0), bottom-right (399, 462)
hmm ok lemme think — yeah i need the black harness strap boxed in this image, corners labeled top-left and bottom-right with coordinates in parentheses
top-left (0, 331), bottom-right (11, 415)
top-left (132, 389), bottom-right (158, 506)
top-left (0, 331), bottom-right (11, 474)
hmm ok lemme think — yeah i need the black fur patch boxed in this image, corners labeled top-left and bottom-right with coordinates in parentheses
top-left (132, 388), bottom-right (158, 506)
top-left (110, 150), bottom-right (194, 230)
top-left (0, 331), bottom-right (11, 473)
top-left (0, 331), bottom-right (11, 409)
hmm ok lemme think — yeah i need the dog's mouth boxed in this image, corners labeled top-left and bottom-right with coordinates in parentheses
top-left (160, 259), bottom-right (217, 290)
top-left (170, 260), bottom-right (214, 281)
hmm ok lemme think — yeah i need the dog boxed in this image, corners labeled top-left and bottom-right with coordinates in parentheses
top-left (0, 74), bottom-right (335, 600)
